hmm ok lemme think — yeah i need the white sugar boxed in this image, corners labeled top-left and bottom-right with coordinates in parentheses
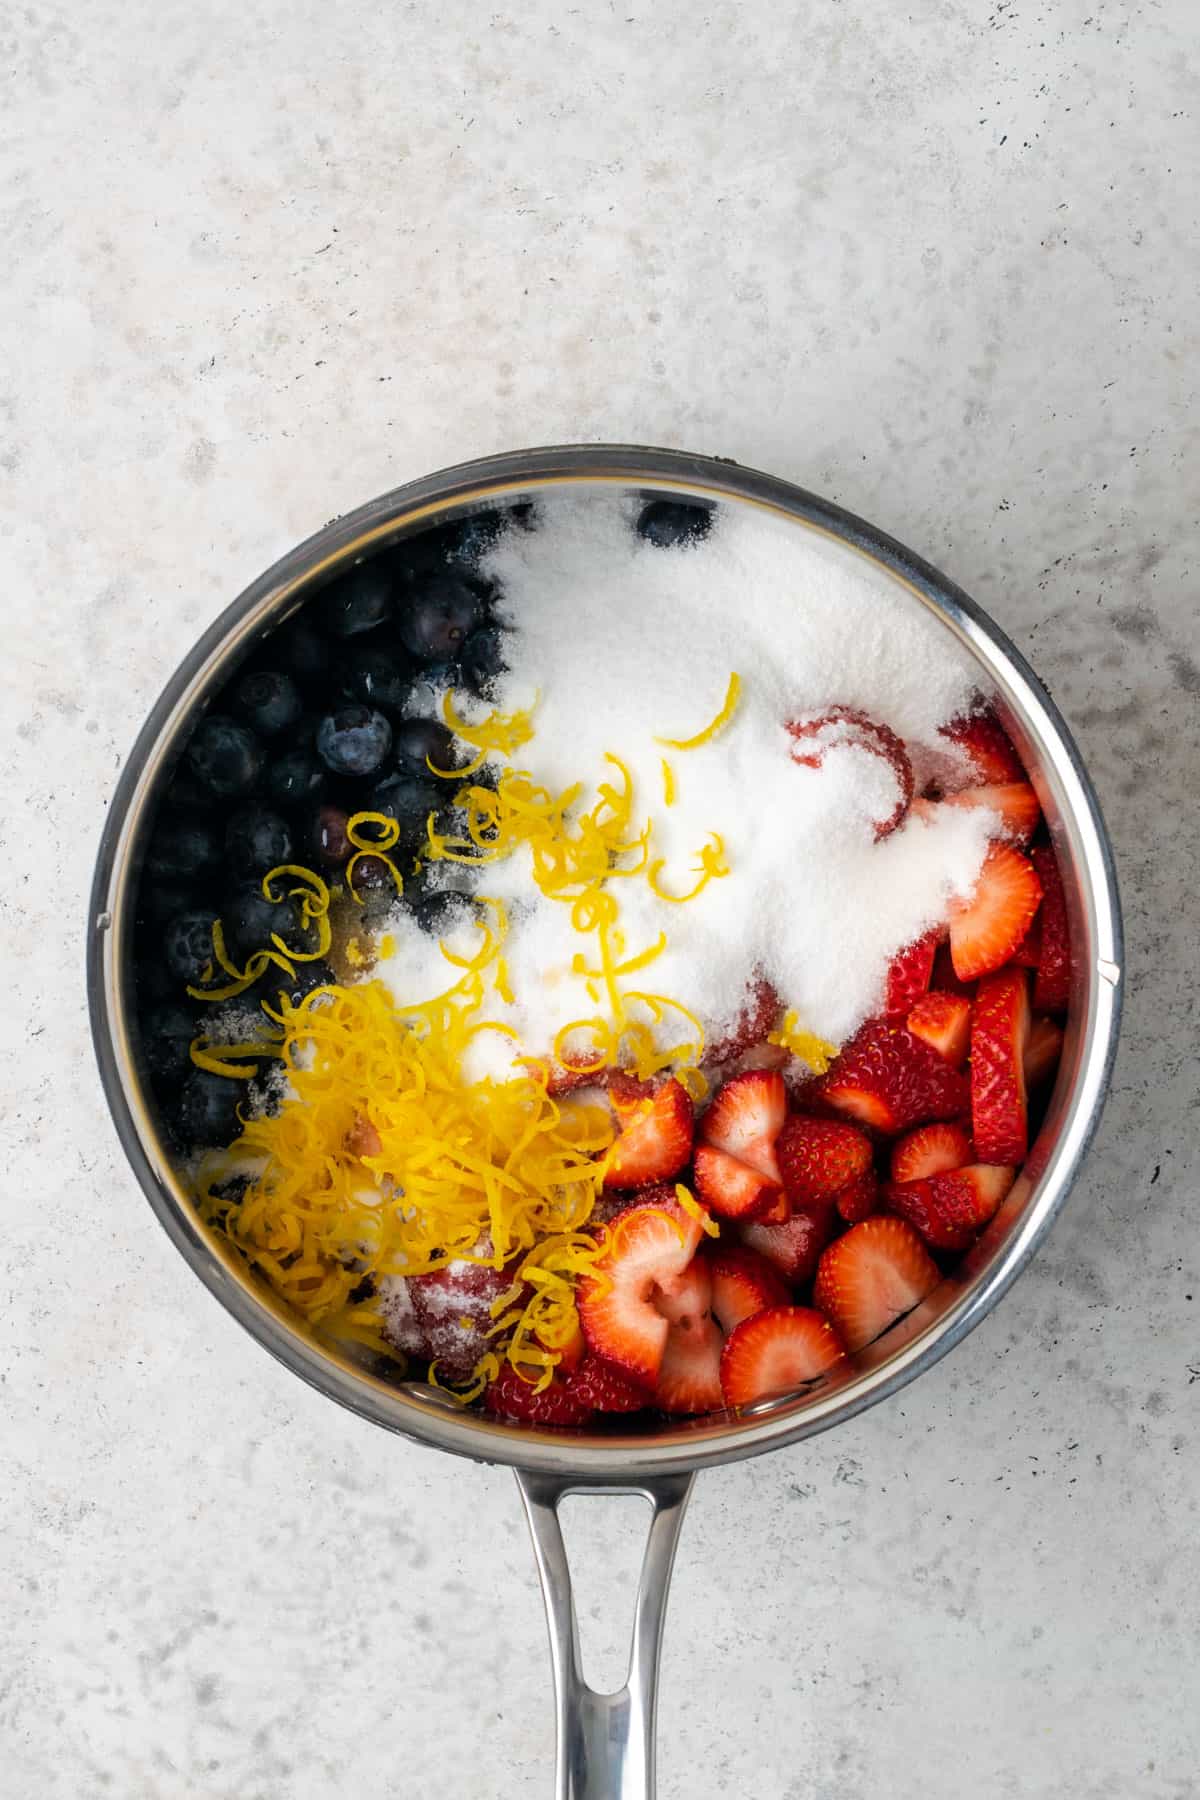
top-left (376, 496), bottom-right (992, 1068)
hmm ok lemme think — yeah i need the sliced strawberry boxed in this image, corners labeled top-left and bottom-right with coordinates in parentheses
top-left (706, 1245), bottom-right (790, 1333)
top-left (700, 1068), bottom-right (787, 1180)
top-left (1012, 915), bottom-right (1043, 968)
top-left (1025, 1015), bottom-right (1065, 1088)
top-left (938, 710), bottom-right (1024, 785)
top-left (883, 930), bottom-right (939, 1017)
top-left (604, 1078), bottom-right (694, 1190)
top-left (410, 1246), bottom-right (511, 1380)
top-left (814, 1217), bottom-right (941, 1352)
top-left (1031, 843), bottom-right (1070, 1011)
top-left (814, 1019), bottom-right (969, 1135)
top-left (693, 1143), bottom-right (783, 1220)
top-left (949, 843), bottom-right (1042, 982)
top-left (786, 706), bottom-right (915, 840)
top-left (378, 1276), bottom-right (430, 1357)
top-left (654, 1254), bottom-right (713, 1325)
top-left (738, 1208), bottom-right (834, 1287)
top-left (720, 1305), bottom-right (845, 1406)
top-left (577, 1197), bottom-right (705, 1385)
top-left (777, 1113), bottom-right (873, 1206)
top-left (940, 781), bottom-right (1041, 846)
top-left (906, 990), bottom-right (971, 1066)
top-left (484, 1364), bottom-right (594, 1427)
top-left (971, 967), bottom-right (1032, 1164)
top-left (931, 940), bottom-right (974, 999)
top-left (562, 1356), bottom-right (651, 1413)
top-left (706, 974), bottom-right (783, 1068)
top-left (886, 1164), bottom-right (1015, 1251)
top-left (890, 1120), bottom-right (973, 1185)
top-left (656, 1314), bottom-right (725, 1414)
top-left (836, 1167), bottom-right (880, 1223)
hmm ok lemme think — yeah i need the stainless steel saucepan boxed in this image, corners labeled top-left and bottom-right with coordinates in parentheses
top-left (88, 445), bottom-right (1123, 1799)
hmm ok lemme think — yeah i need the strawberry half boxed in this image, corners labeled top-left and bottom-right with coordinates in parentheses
top-left (656, 1314), bottom-right (725, 1413)
top-left (971, 966), bottom-right (1032, 1164)
top-left (693, 1143), bottom-right (783, 1220)
top-left (777, 1113), bottom-right (873, 1206)
top-left (1030, 843), bottom-right (1070, 1011)
top-left (484, 1365), bottom-right (595, 1427)
top-left (563, 1356), bottom-right (651, 1413)
top-left (700, 1068), bottom-right (787, 1180)
top-left (949, 842), bottom-right (1042, 982)
top-left (706, 974), bottom-right (783, 1068)
top-left (940, 781), bottom-right (1041, 846)
top-left (706, 1245), bottom-right (790, 1333)
top-left (906, 990), bottom-right (971, 1066)
top-left (814, 1217), bottom-right (940, 1351)
top-left (604, 1078), bottom-right (695, 1190)
top-left (835, 1167), bottom-right (880, 1223)
top-left (787, 706), bottom-right (915, 839)
top-left (410, 1245), bottom-right (512, 1380)
top-left (886, 1164), bottom-right (1015, 1251)
top-left (1025, 1015), bottom-right (1065, 1087)
top-left (1012, 915), bottom-right (1042, 968)
top-left (814, 1019), bottom-right (969, 1135)
top-left (883, 930), bottom-right (939, 1017)
top-left (938, 710), bottom-right (1025, 785)
top-left (890, 1120), bottom-right (973, 1185)
top-left (738, 1208), bottom-right (834, 1286)
top-left (720, 1306), bottom-right (845, 1407)
top-left (577, 1196), bottom-right (705, 1385)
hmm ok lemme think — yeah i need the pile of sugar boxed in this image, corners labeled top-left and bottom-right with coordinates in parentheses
top-left (380, 495), bottom-right (994, 1073)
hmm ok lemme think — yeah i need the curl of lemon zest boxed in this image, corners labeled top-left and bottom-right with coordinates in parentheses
top-left (674, 1182), bottom-right (720, 1238)
top-left (767, 1010), bottom-right (839, 1074)
top-left (655, 672), bottom-right (741, 751)
top-left (189, 1038), bottom-right (279, 1081)
top-left (442, 689), bottom-right (537, 759)
top-left (647, 833), bottom-right (729, 904)
top-left (661, 758), bottom-right (677, 806)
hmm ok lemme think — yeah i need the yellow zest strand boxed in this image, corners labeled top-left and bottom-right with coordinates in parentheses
top-left (189, 1038), bottom-right (280, 1081)
top-left (442, 689), bottom-right (537, 760)
top-left (674, 1182), bottom-right (721, 1238)
top-left (646, 834), bottom-right (730, 904)
top-left (344, 813), bottom-right (406, 906)
top-left (660, 759), bottom-right (677, 806)
top-left (655, 671), bottom-right (741, 751)
top-left (768, 1010), bottom-right (839, 1074)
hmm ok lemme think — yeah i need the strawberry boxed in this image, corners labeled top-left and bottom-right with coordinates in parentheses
top-left (484, 1364), bottom-right (594, 1427)
top-left (410, 1244), bottom-right (512, 1380)
top-left (940, 781), bottom-right (1041, 846)
top-left (814, 1216), bottom-right (941, 1352)
top-left (1030, 843), bottom-right (1070, 1011)
top-left (541, 1317), bottom-right (586, 1374)
top-left (576, 1196), bottom-right (705, 1384)
top-left (562, 1356), bottom-right (651, 1413)
top-left (738, 1208), bottom-right (833, 1286)
top-left (604, 1078), bottom-right (694, 1190)
top-left (777, 1113), bottom-right (873, 1206)
top-left (720, 1305), bottom-right (845, 1406)
top-left (971, 967), bottom-right (1031, 1164)
top-left (906, 991), bottom-right (971, 1066)
top-left (890, 1120), bottom-right (973, 1184)
top-left (656, 1314), bottom-right (725, 1414)
top-left (1025, 1015), bottom-right (1065, 1087)
top-left (886, 1164), bottom-right (1015, 1251)
top-left (814, 1019), bottom-right (969, 1135)
top-left (931, 940), bottom-right (974, 998)
top-left (693, 1143), bottom-right (783, 1220)
top-left (706, 974), bottom-right (783, 1068)
top-left (836, 1167), bottom-right (880, 1223)
top-left (706, 1245), bottom-right (790, 1333)
top-left (938, 710), bottom-right (1025, 785)
top-left (653, 1254), bottom-right (713, 1325)
top-left (883, 930), bottom-right (939, 1017)
top-left (786, 706), bottom-right (915, 840)
top-left (1012, 916), bottom-right (1043, 968)
top-left (700, 1068), bottom-right (787, 1180)
top-left (378, 1276), bottom-right (430, 1357)
top-left (949, 843), bottom-right (1042, 981)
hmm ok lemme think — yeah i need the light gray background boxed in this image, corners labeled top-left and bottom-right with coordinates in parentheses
top-left (3, 3), bottom-right (1197, 1796)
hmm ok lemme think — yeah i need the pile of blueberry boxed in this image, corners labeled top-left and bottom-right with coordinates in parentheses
top-left (136, 508), bottom-right (518, 1149)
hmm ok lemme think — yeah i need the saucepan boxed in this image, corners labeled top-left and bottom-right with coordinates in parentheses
top-left (87, 445), bottom-right (1123, 1799)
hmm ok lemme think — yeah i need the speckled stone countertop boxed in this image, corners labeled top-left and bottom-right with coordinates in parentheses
top-left (3, 3), bottom-right (1197, 1796)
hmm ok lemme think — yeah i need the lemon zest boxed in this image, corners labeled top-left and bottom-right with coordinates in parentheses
top-left (768, 1010), bottom-right (839, 1074)
top-left (655, 671), bottom-right (741, 751)
top-left (442, 689), bottom-right (537, 759)
top-left (674, 1181), bottom-right (720, 1238)
top-left (189, 1037), bottom-right (280, 1081)
top-left (661, 758), bottom-right (677, 806)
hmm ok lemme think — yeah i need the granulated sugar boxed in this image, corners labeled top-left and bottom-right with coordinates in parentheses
top-left (378, 495), bottom-right (995, 1068)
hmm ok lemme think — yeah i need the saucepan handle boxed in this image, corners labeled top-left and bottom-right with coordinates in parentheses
top-left (514, 1468), bottom-right (695, 1800)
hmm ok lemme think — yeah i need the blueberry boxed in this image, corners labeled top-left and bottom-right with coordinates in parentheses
top-left (164, 911), bottom-right (218, 985)
top-left (177, 1070), bottom-right (242, 1148)
top-left (225, 807), bottom-right (294, 875)
top-left (396, 575), bottom-right (481, 663)
top-left (275, 616), bottom-right (329, 687)
top-left (369, 772), bottom-right (442, 833)
top-left (222, 884), bottom-right (304, 964)
top-left (348, 854), bottom-right (398, 915)
top-left (134, 958), bottom-right (176, 1004)
top-left (141, 1004), bottom-right (198, 1087)
top-left (316, 706), bottom-right (393, 777)
top-left (407, 888), bottom-right (472, 936)
top-left (431, 510), bottom-right (505, 566)
top-left (164, 770), bottom-right (215, 813)
top-left (252, 958), bottom-right (337, 1010)
top-left (459, 626), bottom-right (507, 692)
top-left (309, 804), bottom-right (352, 867)
top-left (392, 716), bottom-right (456, 776)
top-left (265, 748), bottom-right (326, 809)
top-left (146, 816), bottom-right (221, 881)
top-left (336, 646), bottom-right (412, 711)
top-left (635, 499), bottom-right (713, 548)
top-left (322, 564), bottom-right (393, 638)
top-left (232, 669), bottom-right (303, 737)
top-left (186, 715), bottom-right (264, 797)
top-left (138, 882), bottom-right (194, 930)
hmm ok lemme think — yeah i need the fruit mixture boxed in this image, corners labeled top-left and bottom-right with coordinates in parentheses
top-left (134, 493), bottom-right (1070, 1428)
